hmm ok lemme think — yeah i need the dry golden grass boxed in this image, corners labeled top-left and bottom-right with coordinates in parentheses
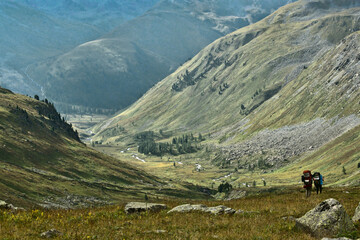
top-left (1, 187), bottom-right (359, 240)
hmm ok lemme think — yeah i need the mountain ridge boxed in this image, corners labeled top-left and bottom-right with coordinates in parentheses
top-left (0, 87), bottom-right (209, 207)
top-left (25, 0), bottom-right (294, 113)
top-left (92, 0), bottom-right (360, 186)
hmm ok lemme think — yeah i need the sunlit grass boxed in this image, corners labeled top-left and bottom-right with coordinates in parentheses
top-left (1, 188), bottom-right (359, 239)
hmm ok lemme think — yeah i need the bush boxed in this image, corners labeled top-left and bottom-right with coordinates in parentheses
top-left (218, 182), bottom-right (232, 193)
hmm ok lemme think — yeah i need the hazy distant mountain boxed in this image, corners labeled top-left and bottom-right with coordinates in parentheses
top-left (27, 0), bottom-right (294, 113)
top-left (0, 0), bottom-right (158, 98)
top-left (14, 0), bottom-right (159, 31)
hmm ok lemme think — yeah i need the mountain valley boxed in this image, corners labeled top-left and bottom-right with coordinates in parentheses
top-left (92, 0), bottom-right (360, 188)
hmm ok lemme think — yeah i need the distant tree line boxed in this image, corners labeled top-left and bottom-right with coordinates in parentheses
top-left (136, 131), bottom-right (205, 156)
top-left (33, 95), bottom-right (81, 142)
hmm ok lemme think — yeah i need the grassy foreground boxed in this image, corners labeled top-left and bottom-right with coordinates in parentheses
top-left (1, 187), bottom-right (359, 240)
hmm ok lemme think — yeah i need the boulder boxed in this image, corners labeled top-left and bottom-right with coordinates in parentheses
top-left (295, 198), bottom-right (355, 238)
top-left (205, 205), bottom-right (236, 215)
top-left (167, 204), bottom-right (207, 213)
top-left (0, 200), bottom-right (23, 211)
top-left (40, 229), bottom-right (62, 238)
top-left (352, 202), bottom-right (360, 222)
top-left (124, 202), bottom-right (167, 214)
top-left (0, 200), bottom-right (13, 210)
top-left (167, 204), bottom-right (235, 215)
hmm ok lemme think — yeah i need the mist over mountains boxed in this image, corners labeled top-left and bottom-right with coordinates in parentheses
top-left (0, 0), bottom-right (158, 98)
top-left (0, 0), bottom-right (294, 114)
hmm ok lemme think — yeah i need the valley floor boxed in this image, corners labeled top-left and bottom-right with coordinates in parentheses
top-left (1, 187), bottom-right (359, 239)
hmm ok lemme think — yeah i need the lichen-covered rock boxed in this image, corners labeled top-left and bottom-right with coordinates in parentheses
top-left (205, 205), bottom-right (236, 215)
top-left (167, 204), bottom-right (208, 213)
top-left (167, 204), bottom-right (235, 215)
top-left (352, 202), bottom-right (360, 222)
top-left (295, 198), bottom-right (355, 238)
top-left (124, 202), bottom-right (167, 214)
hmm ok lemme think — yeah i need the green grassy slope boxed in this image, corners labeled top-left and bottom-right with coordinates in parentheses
top-left (0, 88), bottom-right (209, 208)
top-left (1, 187), bottom-right (360, 239)
top-left (92, 0), bottom-right (360, 187)
top-left (93, 0), bottom-right (359, 137)
top-left (27, 0), bottom-right (294, 113)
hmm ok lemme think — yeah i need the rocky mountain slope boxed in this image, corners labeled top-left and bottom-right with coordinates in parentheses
top-left (93, 0), bottom-right (360, 185)
top-left (26, 0), bottom-right (294, 113)
top-left (0, 87), bottom-right (208, 207)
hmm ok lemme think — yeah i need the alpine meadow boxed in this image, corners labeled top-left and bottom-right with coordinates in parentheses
top-left (1, 0), bottom-right (360, 239)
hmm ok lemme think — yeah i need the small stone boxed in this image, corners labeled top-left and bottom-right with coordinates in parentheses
top-left (321, 238), bottom-right (352, 240)
top-left (40, 229), bottom-right (62, 238)
top-left (282, 216), bottom-right (296, 221)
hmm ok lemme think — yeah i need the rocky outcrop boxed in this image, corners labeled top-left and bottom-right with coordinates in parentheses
top-left (124, 202), bottom-right (167, 214)
top-left (167, 204), bottom-right (235, 215)
top-left (352, 202), bottom-right (360, 222)
top-left (295, 198), bottom-right (355, 238)
top-left (225, 190), bottom-right (247, 201)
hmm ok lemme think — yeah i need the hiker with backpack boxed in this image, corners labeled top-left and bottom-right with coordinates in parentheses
top-left (313, 172), bottom-right (324, 194)
top-left (301, 170), bottom-right (313, 197)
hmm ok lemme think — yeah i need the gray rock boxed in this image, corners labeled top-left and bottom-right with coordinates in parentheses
top-left (167, 204), bottom-right (208, 213)
top-left (124, 202), bottom-right (167, 214)
top-left (295, 198), bottom-right (355, 238)
top-left (0, 200), bottom-right (22, 211)
top-left (167, 204), bottom-right (235, 215)
top-left (0, 200), bottom-right (10, 209)
top-left (40, 229), bottom-right (62, 238)
top-left (205, 205), bottom-right (236, 215)
top-left (352, 202), bottom-right (360, 222)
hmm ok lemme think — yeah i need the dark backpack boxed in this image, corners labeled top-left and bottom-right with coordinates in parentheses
top-left (302, 170), bottom-right (312, 188)
top-left (313, 172), bottom-right (321, 185)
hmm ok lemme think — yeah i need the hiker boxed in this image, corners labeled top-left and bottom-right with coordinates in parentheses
top-left (313, 172), bottom-right (324, 194)
top-left (301, 170), bottom-right (312, 197)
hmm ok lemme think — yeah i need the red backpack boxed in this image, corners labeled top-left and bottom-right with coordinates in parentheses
top-left (302, 170), bottom-right (312, 188)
